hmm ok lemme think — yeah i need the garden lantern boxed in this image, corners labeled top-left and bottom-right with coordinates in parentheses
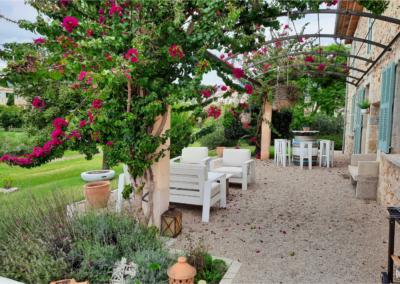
top-left (167, 256), bottom-right (196, 284)
top-left (304, 107), bottom-right (312, 117)
top-left (161, 206), bottom-right (182, 238)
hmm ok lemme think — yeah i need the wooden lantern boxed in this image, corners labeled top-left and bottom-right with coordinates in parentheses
top-left (161, 206), bottom-right (182, 238)
top-left (167, 256), bottom-right (196, 284)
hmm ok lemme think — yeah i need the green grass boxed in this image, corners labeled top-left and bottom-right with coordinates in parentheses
top-left (0, 156), bottom-right (123, 205)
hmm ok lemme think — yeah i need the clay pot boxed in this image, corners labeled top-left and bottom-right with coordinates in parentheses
top-left (216, 147), bottom-right (227, 158)
top-left (167, 256), bottom-right (196, 284)
top-left (83, 181), bottom-right (111, 208)
top-left (256, 155), bottom-right (260, 159)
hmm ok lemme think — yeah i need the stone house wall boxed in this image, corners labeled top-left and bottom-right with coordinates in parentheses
top-left (378, 153), bottom-right (400, 205)
top-left (344, 0), bottom-right (400, 155)
top-left (0, 87), bottom-right (27, 107)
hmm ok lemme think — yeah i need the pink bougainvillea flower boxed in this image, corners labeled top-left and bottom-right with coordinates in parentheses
top-left (15, 218), bottom-right (20, 222)
top-left (304, 56), bottom-right (315, 63)
top-left (250, 137), bottom-right (256, 142)
top-left (207, 106), bottom-right (221, 119)
top-left (318, 64), bottom-right (325, 71)
top-left (245, 36), bottom-right (249, 40)
top-left (283, 231), bottom-right (286, 234)
top-left (79, 120), bottom-right (87, 128)
top-left (299, 38), bottom-right (304, 43)
top-left (86, 76), bottom-right (92, 85)
top-left (89, 261), bottom-right (93, 266)
top-left (34, 38), bottom-right (45, 45)
top-left (284, 24), bottom-right (289, 29)
top-left (228, 52), bottom-right (232, 57)
top-left (107, 141), bottom-right (114, 146)
top-left (121, 19), bottom-right (125, 22)
top-left (86, 29), bottom-right (94, 37)
top-left (32, 96), bottom-right (45, 108)
top-left (92, 99), bottom-right (103, 109)
top-left (233, 68), bottom-right (245, 79)
top-left (53, 118), bottom-right (68, 129)
top-left (275, 41), bottom-right (280, 46)
top-left (201, 90), bottom-right (211, 98)
top-left (343, 69), bottom-right (350, 73)
top-left (330, 59), bottom-right (334, 62)
top-left (217, 11), bottom-right (220, 14)
top-left (256, 251), bottom-right (260, 253)
top-left (99, 8), bottom-right (104, 13)
top-left (103, 31), bottom-right (107, 36)
top-left (125, 72), bottom-right (131, 79)
top-left (288, 56), bottom-right (293, 60)
top-left (58, 223), bottom-right (62, 228)
top-left (126, 49), bottom-right (139, 63)
top-left (341, 62), bottom-right (347, 66)
top-left (220, 54), bottom-right (225, 59)
top-left (245, 85), bottom-right (253, 94)
top-left (169, 44), bottom-right (183, 58)
top-left (221, 86), bottom-right (227, 91)
top-left (263, 64), bottom-right (272, 70)
top-left (235, 147), bottom-right (240, 149)
top-left (325, 0), bottom-right (338, 6)
top-left (61, 17), bottom-right (79, 33)
top-left (78, 71), bottom-right (87, 81)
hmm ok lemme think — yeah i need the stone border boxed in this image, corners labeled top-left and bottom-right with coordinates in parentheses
top-left (164, 240), bottom-right (242, 284)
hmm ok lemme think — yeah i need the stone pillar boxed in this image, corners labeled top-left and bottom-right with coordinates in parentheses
top-left (142, 106), bottom-right (171, 228)
top-left (261, 101), bottom-right (272, 160)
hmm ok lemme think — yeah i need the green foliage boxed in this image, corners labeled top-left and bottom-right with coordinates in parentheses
top-left (224, 115), bottom-right (248, 142)
top-left (317, 134), bottom-right (343, 150)
top-left (271, 108), bottom-right (294, 142)
top-left (6, 93), bottom-right (14, 106)
top-left (0, 130), bottom-right (32, 157)
top-left (199, 127), bottom-right (235, 149)
top-left (0, 105), bottom-right (23, 130)
top-left (358, 0), bottom-right (389, 14)
top-left (170, 107), bottom-right (194, 159)
top-left (358, 99), bottom-right (370, 109)
top-left (0, 188), bottom-right (170, 284)
top-left (222, 112), bottom-right (236, 128)
top-left (2, 176), bottom-right (14, 189)
top-left (291, 111), bottom-right (344, 136)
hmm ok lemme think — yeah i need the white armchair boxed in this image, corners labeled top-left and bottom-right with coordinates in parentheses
top-left (210, 149), bottom-right (256, 191)
top-left (170, 147), bottom-right (212, 169)
top-left (169, 163), bottom-right (226, 222)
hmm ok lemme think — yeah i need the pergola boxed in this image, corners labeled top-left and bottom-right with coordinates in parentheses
top-left (205, 6), bottom-right (400, 159)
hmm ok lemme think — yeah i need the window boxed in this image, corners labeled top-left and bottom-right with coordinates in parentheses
top-left (366, 18), bottom-right (373, 57)
top-left (0, 92), bottom-right (2, 98)
top-left (352, 41), bottom-right (357, 76)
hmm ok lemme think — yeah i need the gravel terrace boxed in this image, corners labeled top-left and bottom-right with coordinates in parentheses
top-left (169, 151), bottom-right (391, 283)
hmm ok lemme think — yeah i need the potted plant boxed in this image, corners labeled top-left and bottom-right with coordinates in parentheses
top-left (255, 148), bottom-right (261, 159)
top-left (358, 99), bottom-right (370, 114)
top-left (302, 126), bottom-right (311, 131)
top-left (83, 181), bottom-right (111, 208)
top-left (273, 83), bottom-right (300, 111)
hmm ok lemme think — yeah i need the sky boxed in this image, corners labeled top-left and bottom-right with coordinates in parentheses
top-left (0, 1), bottom-right (338, 86)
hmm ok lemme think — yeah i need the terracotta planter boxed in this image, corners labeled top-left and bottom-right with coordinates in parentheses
top-left (83, 181), bottom-right (111, 208)
top-left (255, 155), bottom-right (260, 159)
top-left (216, 147), bottom-right (227, 158)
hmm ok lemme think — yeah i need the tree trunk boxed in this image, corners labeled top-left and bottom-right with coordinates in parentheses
top-left (102, 153), bottom-right (110, 170)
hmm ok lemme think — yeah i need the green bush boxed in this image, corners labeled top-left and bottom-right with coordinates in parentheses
top-left (170, 108), bottom-right (193, 158)
top-left (199, 127), bottom-right (235, 149)
top-left (312, 113), bottom-right (344, 135)
top-left (0, 130), bottom-right (33, 157)
top-left (317, 134), bottom-right (343, 150)
top-left (271, 108), bottom-right (294, 144)
top-left (0, 105), bottom-right (23, 130)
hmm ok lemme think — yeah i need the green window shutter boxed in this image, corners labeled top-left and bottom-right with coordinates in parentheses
top-left (353, 87), bottom-right (364, 154)
top-left (350, 95), bottom-right (356, 135)
top-left (367, 18), bottom-right (373, 56)
top-left (378, 62), bottom-right (396, 153)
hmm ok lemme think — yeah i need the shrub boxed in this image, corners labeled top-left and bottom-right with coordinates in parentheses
top-left (170, 108), bottom-right (193, 158)
top-left (0, 105), bottom-right (23, 130)
top-left (317, 134), bottom-right (343, 150)
top-left (199, 127), bottom-right (234, 149)
top-left (0, 130), bottom-right (33, 157)
top-left (312, 113), bottom-right (344, 135)
top-left (2, 176), bottom-right (14, 189)
top-left (271, 108), bottom-right (294, 143)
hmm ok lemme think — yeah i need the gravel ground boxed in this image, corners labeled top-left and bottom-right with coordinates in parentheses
top-left (169, 151), bottom-right (392, 283)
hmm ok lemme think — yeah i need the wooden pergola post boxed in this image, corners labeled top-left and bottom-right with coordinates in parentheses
top-left (261, 101), bottom-right (272, 160)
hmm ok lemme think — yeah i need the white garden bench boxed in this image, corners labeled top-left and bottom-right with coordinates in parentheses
top-left (210, 149), bottom-right (256, 191)
top-left (169, 163), bottom-right (226, 222)
top-left (170, 147), bottom-right (212, 170)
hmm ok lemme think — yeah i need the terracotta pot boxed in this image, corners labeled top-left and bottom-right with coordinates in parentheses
top-left (256, 155), bottom-right (260, 159)
top-left (216, 147), bottom-right (227, 158)
top-left (83, 181), bottom-right (111, 208)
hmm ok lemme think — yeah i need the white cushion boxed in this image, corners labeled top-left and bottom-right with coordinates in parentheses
top-left (222, 149), bottom-right (251, 167)
top-left (181, 147), bottom-right (209, 164)
top-left (170, 162), bottom-right (208, 180)
top-left (213, 166), bottom-right (243, 178)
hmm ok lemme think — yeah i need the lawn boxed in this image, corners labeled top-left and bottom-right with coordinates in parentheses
top-left (0, 155), bottom-right (123, 204)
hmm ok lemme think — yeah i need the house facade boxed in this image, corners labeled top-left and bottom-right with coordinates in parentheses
top-left (335, 0), bottom-right (400, 205)
top-left (0, 87), bottom-right (27, 107)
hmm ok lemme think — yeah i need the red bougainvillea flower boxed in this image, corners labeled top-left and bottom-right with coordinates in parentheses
top-left (330, 59), bottom-right (334, 62)
top-left (299, 38), bottom-right (304, 42)
top-left (243, 124), bottom-right (250, 129)
top-left (252, 69), bottom-right (256, 72)
top-left (126, 49), bottom-right (139, 63)
top-left (235, 147), bottom-right (240, 149)
top-left (92, 99), bottom-right (103, 109)
top-left (288, 56), bottom-right (293, 60)
top-left (325, 0), bottom-right (338, 6)
top-left (217, 11), bottom-right (220, 14)
top-left (228, 52), bottom-right (232, 57)
top-left (318, 64), bottom-right (325, 70)
top-left (343, 69), bottom-right (350, 73)
top-left (304, 56), bottom-right (315, 63)
top-left (79, 120), bottom-right (87, 128)
top-left (250, 137), bottom-right (256, 142)
top-left (221, 86), bottom-right (227, 91)
top-left (107, 141), bottom-right (114, 146)
top-left (341, 62), bottom-right (347, 66)
top-left (169, 44), bottom-right (183, 58)
top-left (207, 106), bottom-right (221, 119)
top-left (245, 85), bottom-right (253, 94)
top-left (32, 96), bottom-right (45, 108)
top-left (233, 68), bottom-right (245, 79)
top-left (284, 24), bottom-right (289, 29)
top-left (201, 90), bottom-right (211, 98)
top-left (53, 118), bottom-right (68, 130)
top-left (220, 54), bottom-right (225, 59)
top-left (78, 71), bottom-right (87, 81)
top-left (263, 64), bottom-right (272, 70)
top-left (275, 41), bottom-right (280, 46)
top-left (61, 17), bottom-right (79, 33)
top-left (89, 261), bottom-right (93, 266)
top-left (86, 29), bottom-right (94, 37)
top-left (34, 38), bottom-right (45, 45)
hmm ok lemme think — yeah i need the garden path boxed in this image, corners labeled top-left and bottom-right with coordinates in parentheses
top-left (170, 152), bottom-right (389, 283)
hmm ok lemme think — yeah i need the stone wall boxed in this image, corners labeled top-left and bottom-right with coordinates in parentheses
top-left (344, 0), bottom-right (400, 155)
top-left (377, 153), bottom-right (400, 205)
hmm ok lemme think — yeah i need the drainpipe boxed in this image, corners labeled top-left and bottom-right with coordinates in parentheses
top-left (342, 67), bottom-right (349, 154)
